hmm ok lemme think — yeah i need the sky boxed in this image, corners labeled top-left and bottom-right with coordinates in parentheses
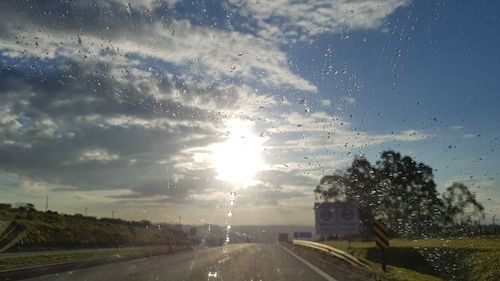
top-left (0, 0), bottom-right (499, 226)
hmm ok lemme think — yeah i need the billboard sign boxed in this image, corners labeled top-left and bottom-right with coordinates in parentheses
top-left (314, 202), bottom-right (360, 236)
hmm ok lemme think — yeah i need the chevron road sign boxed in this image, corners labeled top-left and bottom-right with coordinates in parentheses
top-left (373, 220), bottom-right (389, 249)
top-left (373, 220), bottom-right (389, 271)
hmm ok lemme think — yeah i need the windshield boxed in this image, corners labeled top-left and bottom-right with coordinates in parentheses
top-left (0, 1), bottom-right (498, 281)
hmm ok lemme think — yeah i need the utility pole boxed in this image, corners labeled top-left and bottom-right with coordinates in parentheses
top-left (45, 195), bottom-right (48, 212)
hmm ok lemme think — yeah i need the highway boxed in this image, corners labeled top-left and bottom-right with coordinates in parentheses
top-left (23, 243), bottom-right (370, 281)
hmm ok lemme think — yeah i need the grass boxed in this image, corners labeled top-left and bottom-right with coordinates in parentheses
top-left (0, 205), bottom-right (194, 271)
top-left (0, 246), bottom-right (183, 270)
top-left (323, 236), bottom-right (500, 281)
top-left (0, 206), bottom-right (190, 251)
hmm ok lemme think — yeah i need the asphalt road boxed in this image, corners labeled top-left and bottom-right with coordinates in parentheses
top-left (23, 243), bottom-right (356, 281)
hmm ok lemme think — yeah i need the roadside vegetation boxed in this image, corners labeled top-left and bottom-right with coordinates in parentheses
top-left (0, 203), bottom-right (191, 252)
top-left (314, 150), bottom-right (498, 281)
top-left (315, 150), bottom-right (485, 237)
top-left (323, 237), bottom-right (499, 281)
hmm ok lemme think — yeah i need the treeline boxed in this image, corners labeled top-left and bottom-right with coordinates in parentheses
top-left (315, 150), bottom-right (489, 238)
top-left (0, 203), bottom-right (190, 251)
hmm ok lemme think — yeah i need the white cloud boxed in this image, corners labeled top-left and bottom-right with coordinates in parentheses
top-left (0, 15), bottom-right (316, 92)
top-left (267, 111), bottom-right (432, 150)
top-left (444, 177), bottom-right (496, 191)
top-left (345, 96), bottom-right (357, 104)
top-left (113, 0), bottom-right (179, 9)
top-left (232, 0), bottom-right (410, 43)
top-left (320, 99), bottom-right (331, 107)
top-left (19, 178), bottom-right (47, 192)
top-left (79, 148), bottom-right (120, 162)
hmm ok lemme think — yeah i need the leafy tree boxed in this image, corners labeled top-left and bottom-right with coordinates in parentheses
top-left (375, 151), bottom-right (445, 236)
top-left (315, 157), bottom-right (378, 229)
top-left (442, 182), bottom-right (484, 224)
top-left (315, 150), bottom-right (483, 237)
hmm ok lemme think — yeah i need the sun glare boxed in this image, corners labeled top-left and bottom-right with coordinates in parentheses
top-left (212, 119), bottom-right (267, 187)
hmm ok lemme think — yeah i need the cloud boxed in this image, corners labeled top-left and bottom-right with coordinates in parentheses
top-left (0, 0), bottom-right (439, 224)
top-left (267, 111), bottom-right (432, 150)
top-left (444, 177), bottom-right (496, 190)
top-left (79, 148), bottom-right (120, 162)
top-left (231, 0), bottom-right (410, 43)
top-left (345, 96), bottom-right (357, 104)
top-left (0, 0), bottom-right (316, 92)
top-left (0, 53), bottom-right (225, 192)
top-left (320, 99), bottom-right (331, 107)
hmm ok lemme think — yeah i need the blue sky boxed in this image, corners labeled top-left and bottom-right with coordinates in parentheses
top-left (0, 0), bottom-right (498, 225)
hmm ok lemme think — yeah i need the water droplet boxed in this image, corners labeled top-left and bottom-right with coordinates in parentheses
top-left (127, 3), bottom-right (132, 15)
top-left (227, 210), bottom-right (233, 217)
top-left (238, 51), bottom-right (243, 56)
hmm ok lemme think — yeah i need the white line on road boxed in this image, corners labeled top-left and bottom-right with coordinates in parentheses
top-left (279, 244), bottom-right (338, 281)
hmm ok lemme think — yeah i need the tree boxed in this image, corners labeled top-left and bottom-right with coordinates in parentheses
top-left (442, 182), bottom-right (484, 224)
top-left (314, 157), bottom-right (379, 229)
top-left (375, 151), bottom-right (445, 236)
top-left (315, 150), bottom-right (483, 238)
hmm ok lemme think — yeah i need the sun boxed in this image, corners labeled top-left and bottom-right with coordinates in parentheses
top-left (212, 119), bottom-right (267, 187)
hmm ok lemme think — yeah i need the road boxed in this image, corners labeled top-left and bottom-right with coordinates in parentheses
top-left (22, 243), bottom-right (368, 281)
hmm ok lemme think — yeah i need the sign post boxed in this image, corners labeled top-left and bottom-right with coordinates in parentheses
top-left (373, 220), bottom-right (390, 272)
top-left (314, 202), bottom-right (360, 238)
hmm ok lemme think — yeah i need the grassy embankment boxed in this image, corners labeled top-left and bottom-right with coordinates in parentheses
top-left (324, 237), bottom-right (500, 281)
top-left (0, 206), bottom-right (189, 250)
top-left (0, 204), bottom-right (192, 269)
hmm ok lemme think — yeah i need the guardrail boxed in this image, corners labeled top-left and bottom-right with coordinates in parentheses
top-left (292, 240), bottom-right (368, 268)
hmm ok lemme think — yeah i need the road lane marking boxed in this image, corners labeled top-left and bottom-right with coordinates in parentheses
top-left (279, 244), bottom-right (338, 281)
